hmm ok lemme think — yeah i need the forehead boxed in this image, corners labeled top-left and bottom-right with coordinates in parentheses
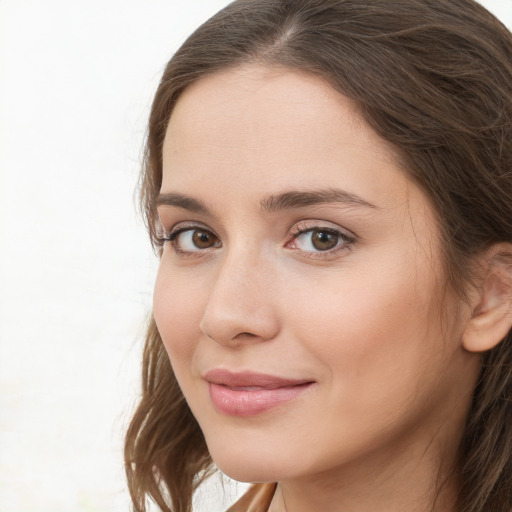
top-left (169, 65), bottom-right (362, 129)
top-left (165, 65), bottom-right (391, 157)
top-left (161, 64), bottom-right (418, 213)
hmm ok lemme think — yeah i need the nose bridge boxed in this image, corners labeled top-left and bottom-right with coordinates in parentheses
top-left (199, 242), bottom-right (279, 345)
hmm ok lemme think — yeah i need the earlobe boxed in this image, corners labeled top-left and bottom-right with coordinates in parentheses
top-left (462, 245), bottom-right (512, 353)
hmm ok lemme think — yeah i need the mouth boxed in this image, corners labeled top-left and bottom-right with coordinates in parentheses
top-left (204, 369), bottom-right (315, 417)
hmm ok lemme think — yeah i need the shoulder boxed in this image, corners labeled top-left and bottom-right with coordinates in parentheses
top-left (226, 483), bottom-right (277, 512)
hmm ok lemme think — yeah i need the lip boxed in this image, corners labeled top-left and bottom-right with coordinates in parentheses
top-left (204, 369), bottom-right (315, 417)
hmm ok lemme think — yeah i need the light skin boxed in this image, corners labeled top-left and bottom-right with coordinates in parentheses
top-left (153, 65), bottom-right (511, 511)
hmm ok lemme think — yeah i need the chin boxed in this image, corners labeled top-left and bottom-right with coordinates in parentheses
top-left (215, 460), bottom-right (281, 484)
top-left (207, 442), bottom-right (289, 483)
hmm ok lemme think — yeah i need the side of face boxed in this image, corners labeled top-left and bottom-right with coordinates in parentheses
top-left (153, 65), bottom-right (482, 484)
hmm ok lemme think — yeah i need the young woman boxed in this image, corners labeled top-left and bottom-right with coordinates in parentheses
top-left (125, 1), bottom-right (512, 511)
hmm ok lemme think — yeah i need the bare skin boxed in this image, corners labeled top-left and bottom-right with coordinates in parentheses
top-left (154, 65), bottom-right (487, 512)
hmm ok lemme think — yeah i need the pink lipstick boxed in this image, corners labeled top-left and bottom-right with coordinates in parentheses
top-left (204, 369), bottom-right (315, 417)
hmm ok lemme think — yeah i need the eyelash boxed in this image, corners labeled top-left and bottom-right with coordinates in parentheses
top-left (158, 221), bottom-right (355, 259)
top-left (157, 222), bottom-right (217, 258)
top-left (289, 222), bottom-right (355, 258)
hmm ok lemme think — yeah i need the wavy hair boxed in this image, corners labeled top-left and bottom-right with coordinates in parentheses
top-left (125, 1), bottom-right (512, 510)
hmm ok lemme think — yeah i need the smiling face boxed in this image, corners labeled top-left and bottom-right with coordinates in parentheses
top-left (153, 65), bottom-right (480, 487)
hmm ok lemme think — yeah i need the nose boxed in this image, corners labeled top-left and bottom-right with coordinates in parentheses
top-left (199, 249), bottom-right (280, 346)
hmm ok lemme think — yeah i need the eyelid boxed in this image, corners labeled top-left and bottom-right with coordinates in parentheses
top-left (157, 220), bottom-right (214, 240)
top-left (291, 219), bottom-right (356, 239)
top-left (159, 221), bottom-right (221, 256)
top-left (286, 220), bottom-right (356, 257)
top-left (156, 218), bottom-right (356, 260)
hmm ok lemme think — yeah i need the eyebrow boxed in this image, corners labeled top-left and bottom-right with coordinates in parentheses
top-left (155, 192), bottom-right (210, 214)
top-left (260, 188), bottom-right (378, 213)
top-left (154, 187), bottom-right (377, 215)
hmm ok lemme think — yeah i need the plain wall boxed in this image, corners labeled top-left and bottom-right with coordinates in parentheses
top-left (0, 1), bottom-right (511, 511)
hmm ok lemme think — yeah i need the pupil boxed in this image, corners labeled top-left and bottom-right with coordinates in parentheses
top-left (312, 230), bottom-right (338, 250)
top-left (193, 230), bottom-right (213, 248)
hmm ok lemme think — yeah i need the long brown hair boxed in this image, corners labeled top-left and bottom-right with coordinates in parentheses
top-left (125, 1), bottom-right (512, 511)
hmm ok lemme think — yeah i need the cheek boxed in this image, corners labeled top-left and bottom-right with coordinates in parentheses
top-left (153, 261), bottom-right (206, 362)
top-left (282, 257), bottom-right (445, 401)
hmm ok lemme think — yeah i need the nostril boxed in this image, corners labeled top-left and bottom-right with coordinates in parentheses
top-left (231, 332), bottom-right (260, 342)
top-left (199, 290), bottom-right (280, 344)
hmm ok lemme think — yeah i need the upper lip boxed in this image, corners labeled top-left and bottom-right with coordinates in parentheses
top-left (204, 369), bottom-right (314, 389)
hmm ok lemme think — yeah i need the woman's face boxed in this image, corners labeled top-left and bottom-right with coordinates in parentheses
top-left (153, 65), bottom-right (480, 484)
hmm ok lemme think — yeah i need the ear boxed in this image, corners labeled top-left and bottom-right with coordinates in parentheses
top-left (462, 244), bottom-right (512, 353)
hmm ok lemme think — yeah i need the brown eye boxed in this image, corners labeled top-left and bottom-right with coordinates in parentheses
top-left (291, 226), bottom-right (352, 255)
top-left (170, 227), bottom-right (221, 253)
top-left (192, 229), bottom-right (218, 249)
top-left (311, 229), bottom-right (339, 251)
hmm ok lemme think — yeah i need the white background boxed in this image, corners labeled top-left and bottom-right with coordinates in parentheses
top-left (0, 1), bottom-right (511, 511)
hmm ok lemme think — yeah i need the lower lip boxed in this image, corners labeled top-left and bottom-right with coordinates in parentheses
top-left (208, 382), bottom-right (314, 417)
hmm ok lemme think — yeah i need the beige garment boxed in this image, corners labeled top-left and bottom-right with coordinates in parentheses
top-left (226, 483), bottom-right (277, 512)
